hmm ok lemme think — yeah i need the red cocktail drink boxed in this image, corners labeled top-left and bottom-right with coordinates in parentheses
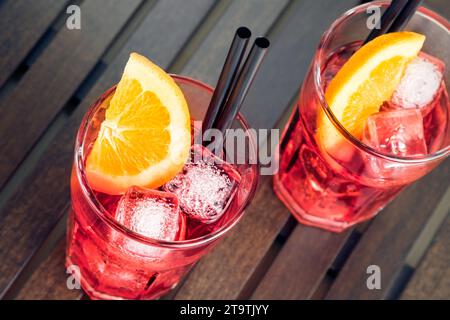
top-left (68, 75), bottom-right (258, 299)
top-left (274, 3), bottom-right (450, 232)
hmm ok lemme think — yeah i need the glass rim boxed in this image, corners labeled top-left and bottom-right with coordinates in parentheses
top-left (74, 74), bottom-right (259, 249)
top-left (313, 0), bottom-right (450, 164)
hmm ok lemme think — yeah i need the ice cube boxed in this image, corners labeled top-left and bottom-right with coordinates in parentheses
top-left (363, 109), bottom-right (427, 156)
top-left (115, 186), bottom-right (185, 241)
top-left (363, 109), bottom-right (428, 183)
top-left (163, 145), bottom-right (241, 223)
top-left (390, 53), bottom-right (444, 115)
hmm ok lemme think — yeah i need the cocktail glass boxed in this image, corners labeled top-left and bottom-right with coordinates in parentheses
top-left (67, 75), bottom-right (258, 299)
top-left (273, 1), bottom-right (450, 232)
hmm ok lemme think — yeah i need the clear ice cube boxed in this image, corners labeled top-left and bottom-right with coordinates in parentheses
top-left (115, 186), bottom-right (185, 241)
top-left (363, 109), bottom-right (427, 156)
top-left (363, 109), bottom-right (428, 181)
top-left (163, 145), bottom-right (241, 223)
top-left (390, 53), bottom-right (444, 115)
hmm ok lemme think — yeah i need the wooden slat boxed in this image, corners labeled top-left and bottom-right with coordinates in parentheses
top-left (0, 0), bottom-right (142, 191)
top-left (0, 0), bottom-right (67, 88)
top-left (175, 0), bottom-right (357, 300)
top-left (401, 211), bottom-right (450, 299)
top-left (0, 0), bottom-right (446, 297)
top-left (179, 0), bottom-right (287, 86)
top-left (325, 160), bottom-right (450, 299)
top-left (4, 0), bottom-right (215, 299)
top-left (15, 238), bottom-right (83, 300)
top-left (251, 224), bottom-right (351, 299)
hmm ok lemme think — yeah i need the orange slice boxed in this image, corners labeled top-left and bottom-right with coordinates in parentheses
top-left (317, 31), bottom-right (425, 153)
top-left (86, 53), bottom-right (191, 194)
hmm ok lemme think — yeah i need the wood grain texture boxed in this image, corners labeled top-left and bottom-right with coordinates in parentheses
top-left (325, 160), bottom-right (450, 299)
top-left (175, 0), bottom-right (357, 300)
top-left (251, 225), bottom-right (351, 299)
top-left (4, 0), bottom-right (214, 299)
top-left (401, 211), bottom-right (450, 299)
top-left (15, 238), bottom-right (83, 300)
top-left (0, 0), bottom-right (67, 88)
top-left (6, 0), bottom-right (448, 301)
top-left (0, 0), bottom-right (141, 191)
top-left (181, 0), bottom-right (289, 86)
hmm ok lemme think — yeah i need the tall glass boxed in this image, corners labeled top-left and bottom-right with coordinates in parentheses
top-left (67, 75), bottom-right (259, 299)
top-left (274, 2), bottom-right (450, 232)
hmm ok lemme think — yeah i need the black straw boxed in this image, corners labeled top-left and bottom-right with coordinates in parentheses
top-left (387, 0), bottom-right (422, 32)
top-left (364, 0), bottom-right (408, 44)
top-left (213, 37), bottom-right (270, 135)
top-left (202, 27), bottom-right (251, 137)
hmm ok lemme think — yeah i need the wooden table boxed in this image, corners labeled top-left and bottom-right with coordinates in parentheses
top-left (0, 0), bottom-right (448, 300)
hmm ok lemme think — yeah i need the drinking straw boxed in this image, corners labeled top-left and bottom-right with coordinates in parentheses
top-left (202, 27), bottom-right (251, 139)
top-left (364, 0), bottom-right (408, 44)
top-left (387, 0), bottom-right (423, 32)
top-left (213, 37), bottom-right (270, 135)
